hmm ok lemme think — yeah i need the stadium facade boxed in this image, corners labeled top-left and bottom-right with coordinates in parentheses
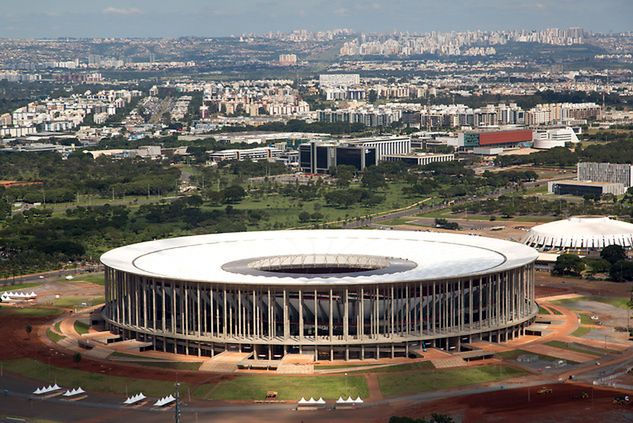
top-left (101, 230), bottom-right (538, 361)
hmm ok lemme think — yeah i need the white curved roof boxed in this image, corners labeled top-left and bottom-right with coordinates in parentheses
top-left (523, 217), bottom-right (633, 250)
top-left (101, 230), bottom-right (538, 286)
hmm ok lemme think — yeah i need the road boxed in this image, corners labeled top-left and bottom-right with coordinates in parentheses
top-left (0, 265), bottom-right (102, 287)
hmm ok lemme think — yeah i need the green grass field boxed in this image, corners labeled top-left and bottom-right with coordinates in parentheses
top-left (51, 296), bottom-right (105, 308)
top-left (377, 364), bottom-right (527, 398)
top-left (46, 328), bottom-right (65, 343)
top-left (572, 326), bottom-right (592, 337)
top-left (554, 296), bottom-right (631, 310)
top-left (544, 340), bottom-right (612, 356)
top-left (0, 306), bottom-right (63, 317)
top-left (0, 358), bottom-right (188, 397)
top-left (0, 282), bottom-right (41, 292)
top-left (578, 314), bottom-right (595, 325)
top-left (122, 360), bottom-right (203, 371)
top-left (74, 320), bottom-right (89, 335)
top-left (496, 349), bottom-right (558, 362)
top-left (194, 374), bottom-right (368, 400)
top-left (72, 273), bottom-right (105, 286)
top-left (317, 361), bottom-right (434, 373)
top-left (538, 306), bottom-right (551, 315)
top-left (204, 183), bottom-right (430, 230)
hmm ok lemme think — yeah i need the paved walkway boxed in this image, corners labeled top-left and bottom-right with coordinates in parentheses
top-left (198, 351), bottom-right (251, 373)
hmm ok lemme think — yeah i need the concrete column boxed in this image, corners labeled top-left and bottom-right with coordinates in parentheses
top-left (249, 289), bottom-right (261, 337)
top-left (223, 288), bottom-right (227, 338)
top-left (197, 284), bottom-right (201, 337)
top-left (314, 289), bottom-right (318, 342)
top-left (344, 288), bottom-right (349, 341)
top-left (298, 290), bottom-right (303, 340)
top-left (390, 286), bottom-right (394, 337)
top-left (283, 289), bottom-right (289, 339)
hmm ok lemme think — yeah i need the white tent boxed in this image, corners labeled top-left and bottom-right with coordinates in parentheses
top-left (33, 384), bottom-right (61, 395)
top-left (298, 397), bottom-right (307, 404)
top-left (153, 395), bottom-right (176, 407)
top-left (354, 396), bottom-right (363, 403)
top-left (316, 397), bottom-right (326, 404)
top-left (63, 387), bottom-right (85, 397)
top-left (123, 393), bottom-right (147, 405)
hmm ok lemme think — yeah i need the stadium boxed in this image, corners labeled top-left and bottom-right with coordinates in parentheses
top-left (100, 230), bottom-right (538, 361)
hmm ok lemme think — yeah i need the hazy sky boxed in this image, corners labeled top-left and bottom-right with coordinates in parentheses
top-left (1, 0), bottom-right (631, 38)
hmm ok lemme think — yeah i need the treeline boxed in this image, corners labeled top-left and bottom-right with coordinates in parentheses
top-left (219, 119), bottom-right (368, 135)
top-left (0, 197), bottom-right (269, 278)
top-left (495, 140), bottom-right (633, 167)
top-left (0, 152), bottom-right (180, 204)
top-left (553, 245), bottom-right (633, 282)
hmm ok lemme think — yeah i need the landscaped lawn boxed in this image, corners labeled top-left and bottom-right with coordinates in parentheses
top-left (554, 296), bottom-right (630, 310)
top-left (544, 341), bottom-right (611, 356)
top-left (72, 273), bottom-right (105, 286)
top-left (377, 364), bottom-right (527, 398)
top-left (0, 306), bottom-right (63, 318)
top-left (578, 314), bottom-right (594, 325)
top-left (123, 360), bottom-right (203, 371)
top-left (0, 282), bottom-right (40, 293)
top-left (572, 326), bottom-right (592, 337)
top-left (0, 358), bottom-right (187, 397)
top-left (318, 361), bottom-right (434, 373)
top-left (51, 296), bottom-right (105, 308)
top-left (194, 374), bottom-right (368, 400)
top-left (46, 328), bottom-right (65, 343)
top-left (538, 306), bottom-right (551, 315)
top-left (496, 350), bottom-right (558, 362)
top-left (74, 320), bottom-right (89, 335)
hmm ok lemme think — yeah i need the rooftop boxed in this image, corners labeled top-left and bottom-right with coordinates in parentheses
top-left (101, 230), bottom-right (537, 286)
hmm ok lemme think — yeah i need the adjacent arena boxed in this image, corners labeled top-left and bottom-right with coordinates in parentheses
top-left (523, 216), bottom-right (633, 252)
top-left (101, 230), bottom-right (538, 361)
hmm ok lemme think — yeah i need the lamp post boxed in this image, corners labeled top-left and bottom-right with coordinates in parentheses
top-left (175, 382), bottom-right (181, 423)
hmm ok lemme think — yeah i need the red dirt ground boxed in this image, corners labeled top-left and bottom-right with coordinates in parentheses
top-left (378, 384), bottom-right (631, 423)
top-left (0, 310), bottom-right (231, 386)
top-left (535, 273), bottom-right (633, 298)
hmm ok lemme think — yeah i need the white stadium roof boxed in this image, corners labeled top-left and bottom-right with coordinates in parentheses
top-left (101, 230), bottom-right (537, 286)
top-left (523, 216), bottom-right (633, 250)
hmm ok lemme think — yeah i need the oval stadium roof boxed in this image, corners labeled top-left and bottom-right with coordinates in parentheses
top-left (101, 230), bottom-right (537, 286)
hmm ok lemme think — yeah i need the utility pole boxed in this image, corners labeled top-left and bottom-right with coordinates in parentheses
top-left (174, 382), bottom-right (181, 423)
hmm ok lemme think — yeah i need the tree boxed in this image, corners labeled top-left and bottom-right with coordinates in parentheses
top-left (583, 257), bottom-right (611, 274)
top-left (601, 244), bottom-right (627, 265)
top-left (73, 352), bottom-right (82, 364)
top-left (609, 260), bottom-right (633, 282)
top-left (329, 165), bottom-right (355, 188)
top-left (361, 167), bottom-right (386, 190)
top-left (25, 324), bottom-right (32, 338)
top-left (368, 89), bottom-right (378, 103)
top-left (552, 254), bottom-right (585, 276)
top-left (298, 211), bottom-right (311, 223)
top-left (222, 185), bottom-right (246, 204)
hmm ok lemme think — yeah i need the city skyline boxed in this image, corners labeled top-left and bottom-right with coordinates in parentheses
top-left (1, 0), bottom-right (631, 38)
